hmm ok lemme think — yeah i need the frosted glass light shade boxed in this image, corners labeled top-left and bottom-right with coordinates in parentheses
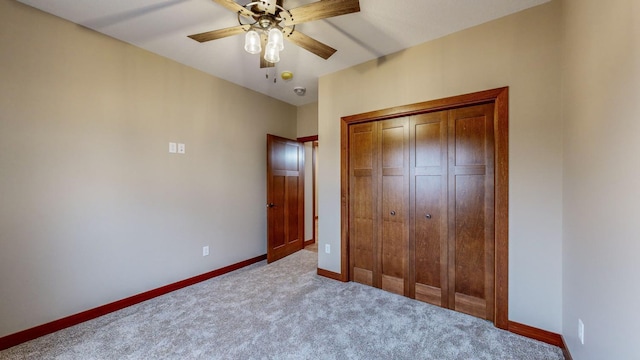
top-left (267, 28), bottom-right (284, 51)
top-left (264, 42), bottom-right (280, 63)
top-left (244, 30), bottom-right (261, 54)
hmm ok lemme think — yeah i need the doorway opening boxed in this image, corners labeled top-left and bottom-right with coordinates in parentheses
top-left (297, 135), bottom-right (319, 253)
top-left (265, 134), bottom-right (318, 263)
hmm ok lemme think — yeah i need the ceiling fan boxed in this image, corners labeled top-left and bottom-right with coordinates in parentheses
top-left (188, 0), bottom-right (360, 68)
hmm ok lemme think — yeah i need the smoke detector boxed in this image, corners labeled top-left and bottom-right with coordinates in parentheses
top-left (293, 86), bottom-right (306, 96)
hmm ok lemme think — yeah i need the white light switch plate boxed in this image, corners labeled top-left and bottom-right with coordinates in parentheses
top-left (169, 142), bottom-right (177, 153)
top-left (325, 244), bottom-right (330, 254)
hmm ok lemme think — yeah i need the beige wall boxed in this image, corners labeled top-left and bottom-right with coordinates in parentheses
top-left (318, 1), bottom-right (563, 332)
top-left (561, 0), bottom-right (640, 358)
top-left (0, 1), bottom-right (296, 337)
top-left (7, 1), bottom-right (640, 354)
top-left (296, 102), bottom-right (319, 138)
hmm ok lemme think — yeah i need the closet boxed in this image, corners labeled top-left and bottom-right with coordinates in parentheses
top-left (348, 102), bottom-right (496, 321)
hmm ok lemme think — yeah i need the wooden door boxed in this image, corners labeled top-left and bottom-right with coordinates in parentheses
top-left (349, 119), bottom-right (409, 295)
top-left (410, 111), bottom-right (449, 306)
top-left (266, 134), bottom-right (304, 263)
top-left (347, 103), bottom-right (496, 320)
top-left (379, 118), bottom-right (409, 295)
top-left (447, 103), bottom-right (495, 320)
top-left (349, 122), bottom-right (377, 286)
top-left (341, 87), bottom-right (508, 328)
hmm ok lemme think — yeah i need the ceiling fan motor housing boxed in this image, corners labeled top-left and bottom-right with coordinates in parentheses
top-left (258, 16), bottom-right (276, 29)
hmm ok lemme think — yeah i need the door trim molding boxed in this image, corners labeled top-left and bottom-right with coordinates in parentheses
top-left (312, 141), bottom-right (318, 244)
top-left (296, 135), bottom-right (318, 143)
top-left (340, 87), bottom-right (509, 329)
top-left (317, 268), bottom-right (347, 282)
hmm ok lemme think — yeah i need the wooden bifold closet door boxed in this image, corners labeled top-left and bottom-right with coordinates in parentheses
top-left (349, 118), bottom-right (409, 295)
top-left (348, 102), bottom-right (495, 321)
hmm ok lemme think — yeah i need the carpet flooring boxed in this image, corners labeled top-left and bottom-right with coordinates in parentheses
top-left (304, 241), bottom-right (318, 252)
top-left (0, 250), bottom-right (563, 359)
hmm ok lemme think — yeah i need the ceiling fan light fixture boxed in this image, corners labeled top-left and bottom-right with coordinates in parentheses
top-left (244, 30), bottom-right (261, 54)
top-left (267, 28), bottom-right (284, 51)
top-left (264, 42), bottom-right (280, 63)
top-left (188, 0), bottom-right (362, 69)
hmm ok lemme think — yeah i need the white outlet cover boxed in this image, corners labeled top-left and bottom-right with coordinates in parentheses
top-left (578, 319), bottom-right (584, 344)
top-left (178, 143), bottom-right (186, 154)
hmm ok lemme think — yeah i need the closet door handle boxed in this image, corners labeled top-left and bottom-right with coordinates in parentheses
top-left (425, 214), bottom-right (432, 219)
top-left (390, 210), bottom-right (396, 216)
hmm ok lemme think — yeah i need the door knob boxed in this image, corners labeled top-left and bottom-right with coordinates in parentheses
top-left (267, 203), bottom-right (275, 208)
top-left (390, 210), bottom-right (396, 216)
top-left (425, 214), bottom-right (432, 219)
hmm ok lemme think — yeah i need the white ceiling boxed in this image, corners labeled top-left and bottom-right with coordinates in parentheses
top-left (17, 0), bottom-right (550, 106)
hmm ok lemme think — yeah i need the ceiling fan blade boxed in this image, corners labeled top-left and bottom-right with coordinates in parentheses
top-left (265, 0), bottom-right (277, 15)
top-left (285, 30), bottom-right (337, 60)
top-left (284, 0), bottom-right (360, 26)
top-left (188, 25), bottom-right (248, 43)
top-left (211, 0), bottom-right (258, 19)
top-left (260, 33), bottom-right (275, 68)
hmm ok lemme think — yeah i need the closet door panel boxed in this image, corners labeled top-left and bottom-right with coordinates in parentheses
top-left (414, 176), bottom-right (445, 304)
top-left (454, 174), bottom-right (487, 316)
top-left (382, 175), bottom-right (405, 294)
top-left (411, 111), bottom-right (448, 306)
top-left (448, 103), bottom-right (495, 320)
top-left (349, 123), bottom-right (377, 286)
top-left (379, 119), bottom-right (409, 295)
top-left (353, 176), bottom-right (374, 285)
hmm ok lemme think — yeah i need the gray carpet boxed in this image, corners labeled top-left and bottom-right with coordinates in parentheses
top-left (0, 250), bottom-right (563, 359)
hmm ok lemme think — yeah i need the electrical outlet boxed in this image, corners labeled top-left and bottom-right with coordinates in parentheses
top-left (578, 319), bottom-right (584, 345)
top-left (178, 143), bottom-right (186, 154)
top-left (325, 244), bottom-right (330, 254)
top-left (202, 246), bottom-right (209, 257)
